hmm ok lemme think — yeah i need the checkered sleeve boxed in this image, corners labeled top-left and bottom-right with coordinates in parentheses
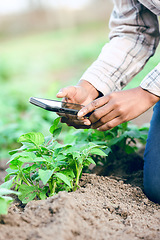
top-left (140, 63), bottom-right (160, 97)
top-left (80, 0), bottom-right (160, 96)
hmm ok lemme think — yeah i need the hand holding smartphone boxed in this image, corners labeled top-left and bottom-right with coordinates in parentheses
top-left (29, 97), bottom-right (92, 117)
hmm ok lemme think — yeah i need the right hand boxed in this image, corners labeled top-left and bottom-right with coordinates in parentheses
top-left (56, 80), bottom-right (99, 128)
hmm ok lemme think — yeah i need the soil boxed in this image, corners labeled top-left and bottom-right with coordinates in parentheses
top-left (0, 145), bottom-right (160, 240)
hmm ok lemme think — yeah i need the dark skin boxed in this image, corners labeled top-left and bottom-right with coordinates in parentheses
top-left (57, 80), bottom-right (160, 131)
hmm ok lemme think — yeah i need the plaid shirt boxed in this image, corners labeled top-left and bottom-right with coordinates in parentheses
top-left (80, 0), bottom-right (160, 97)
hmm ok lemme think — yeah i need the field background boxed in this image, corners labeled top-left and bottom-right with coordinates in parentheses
top-left (0, 0), bottom-right (159, 160)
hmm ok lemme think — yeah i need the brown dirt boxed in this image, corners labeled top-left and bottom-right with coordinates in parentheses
top-left (0, 148), bottom-right (160, 240)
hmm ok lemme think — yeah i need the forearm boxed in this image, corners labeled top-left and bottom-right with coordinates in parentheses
top-left (80, 0), bottom-right (159, 95)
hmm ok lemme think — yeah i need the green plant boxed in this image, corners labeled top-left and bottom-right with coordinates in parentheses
top-left (4, 118), bottom-right (107, 204)
top-left (63, 122), bottom-right (149, 166)
top-left (0, 188), bottom-right (19, 215)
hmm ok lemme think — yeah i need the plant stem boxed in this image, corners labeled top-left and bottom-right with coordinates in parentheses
top-left (48, 179), bottom-right (56, 196)
top-left (20, 172), bottom-right (31, 186)
top-left (73, 163), bottom-right (82, 191)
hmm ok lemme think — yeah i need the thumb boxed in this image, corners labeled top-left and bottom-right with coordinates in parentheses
top-left (56, 86), bottom-right (77, 99)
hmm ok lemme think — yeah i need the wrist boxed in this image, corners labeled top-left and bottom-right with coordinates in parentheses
top-left (139, 87), bottom-right (160, 105)
top-left (78, 80), bottom-right (101, 99)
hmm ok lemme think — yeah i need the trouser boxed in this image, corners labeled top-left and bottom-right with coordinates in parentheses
top-left (143, 100), bottom-right (160, 204)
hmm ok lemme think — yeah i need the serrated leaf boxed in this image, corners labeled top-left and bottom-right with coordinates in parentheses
top-left (39, 169), bottom-right (54, 185)
top-left (18, 132), bottom-right (44, 147)
top-left (55, 172), bottom-right (71, 188)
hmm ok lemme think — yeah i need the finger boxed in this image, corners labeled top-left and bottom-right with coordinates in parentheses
top-left (97, 117), bottom-right (123, 131)
top-left (69, 122), bottom-right (91, 129)
top-left (62, 118), bottom-right (91, 129)
top-left (89, 103), bottom-right (114, 124)
top-left (91, 109), bottom-right (116, 129)
top-left (56, 86), bottom-right (76, 99)
top-left (58, 111), bottom-right (91, 125)
top-left (61, 116), bottom-right (91, 126)
top-left (61, 112), bottom-right (91, 125)
top-left (77, 95), bottom-right (109, 118)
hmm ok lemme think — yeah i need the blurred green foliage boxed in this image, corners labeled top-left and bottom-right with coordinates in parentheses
top-left (0, 21), bottom-right (159, 160)
top-left (0, 22), bottom-right (108, 160)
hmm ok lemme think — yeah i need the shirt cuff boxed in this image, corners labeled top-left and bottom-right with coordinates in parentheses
top-left (80, 61), bottom-right (118, 96)
top-left (140, 63), bottom-right (160, 97)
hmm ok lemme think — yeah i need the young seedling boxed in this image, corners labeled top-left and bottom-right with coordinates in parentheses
top-left (4, 117), bottom-right (108, 203)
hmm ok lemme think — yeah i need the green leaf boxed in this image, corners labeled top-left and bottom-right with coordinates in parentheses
top-left (18, 132), bottom-right (44, 147)
top-left (0, 178), bottom-right (14, 190)
top-left (49, 117), bottom-right (61, 134)
top-left (72, 151), bottom-right (80, 159)
top-left (124, 145), bottom-right (135, 154)
top-left (61, 169), bottom-right (75, 179)
top-left (9, 145), bottom-right (27, 155)
top-left (39, 169), bottom-right (54, 185)
top-left (90, 148), bottom-right (107, 156)
top-left (86, 157), bottom-right (96, 165)
top-left (0, 188), bottom-right (19, 197)
top-left (0, 197), bottom-right (13, 215)
top-left (121, 122), bottom-right (128, 131)
top-left (122, 130), bottom-right (139, 139)
top-left (34, 157), bottom-right (47, 163)
top-left (18, 185), bottom-right (38, 204)
top-left (39, 191), bottom-right (47, 200)
top-left (39, 187), bottom-right (48, 200)
top-left (52, 127), bottom-right (62, 138)
top-left (88, 142), bottom-right (97, 147)
top-left (5, 170), bottom-right (17, 181)
top-left (108, 135), bottom-right (124, 146)
top-left (55, 172), bottom-right (71, 188)
top-left (7, 152), bottom-right (36, 166)
top-left (55, 155), bottom-right (67, 161)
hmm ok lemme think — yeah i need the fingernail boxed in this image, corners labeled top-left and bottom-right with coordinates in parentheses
top-left (83, 120), bottom-right (91, 125)
top-left (78, 110), bottom-right (84, 118)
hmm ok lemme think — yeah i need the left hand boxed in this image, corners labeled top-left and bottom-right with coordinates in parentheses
top-left (56, 80), bottom-right (100, 128)
top-left (77, 87), bottom-right (160, 131)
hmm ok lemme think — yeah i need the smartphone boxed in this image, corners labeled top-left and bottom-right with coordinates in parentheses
top-left (29, 97), bottom-right (88, 116)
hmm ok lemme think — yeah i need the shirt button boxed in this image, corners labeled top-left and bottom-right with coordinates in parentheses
top-left (120, 81), bottom-right (125, 87)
